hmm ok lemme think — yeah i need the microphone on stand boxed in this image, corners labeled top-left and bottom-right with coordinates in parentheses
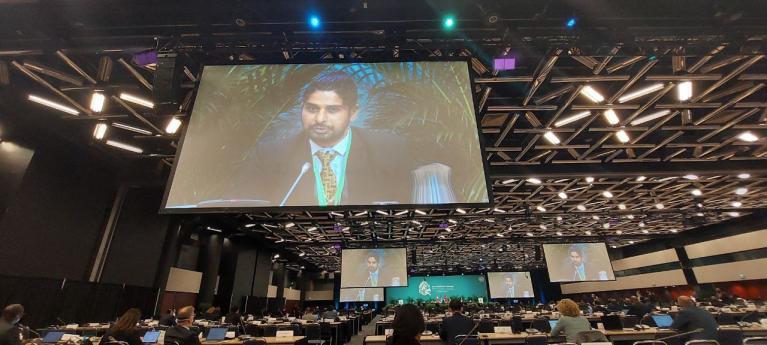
top-left (280, 162), bottom-right (311, 207)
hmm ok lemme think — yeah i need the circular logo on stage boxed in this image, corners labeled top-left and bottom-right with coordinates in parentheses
top-left (418, 280), bottom-right (432, 296)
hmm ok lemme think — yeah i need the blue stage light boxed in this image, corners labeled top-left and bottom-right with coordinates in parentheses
top-left (566, 17), bottom-right (576, 28)
top-left (309, 15), bottom-right (321, 29)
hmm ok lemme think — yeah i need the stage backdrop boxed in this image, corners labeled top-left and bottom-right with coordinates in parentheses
top-left (386, 275), bottom-right (488, 304)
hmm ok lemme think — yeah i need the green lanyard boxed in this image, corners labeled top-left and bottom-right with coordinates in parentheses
top-left (312, 131), bottom-right (352, 206)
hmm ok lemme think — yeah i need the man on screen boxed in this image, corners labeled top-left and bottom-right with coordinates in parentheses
top-left (502, 274), bottom-right (532, 298)
top-left (362, 252), bottom-right (401, 287)
top-left (237, 71), bottom-right (413, 207)
top-left (563, 246), bottom-right (608, 281)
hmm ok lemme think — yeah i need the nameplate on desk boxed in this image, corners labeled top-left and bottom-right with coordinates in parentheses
top-left (493, 327), bottom-right (512, 334)
top-left (276, 331), bottom-right (294, 337)
top-left (384, 329), bottom-right (393, 336)
top-left (226, 332), bottom-right (236, 339)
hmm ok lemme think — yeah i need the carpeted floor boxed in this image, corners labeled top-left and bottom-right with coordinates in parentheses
top-left (346, 316), bottom-right (381, 345)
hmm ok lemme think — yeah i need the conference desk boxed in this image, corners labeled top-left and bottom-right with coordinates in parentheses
top-left (247, 321), bottom-right (345, 345)
top-left (202, 336), bottom-right (306, 345)
top-left (364, 326), bottom-right (767, 345)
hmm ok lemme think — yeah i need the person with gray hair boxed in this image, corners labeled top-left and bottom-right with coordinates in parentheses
top-left (670, 296), bottom-right (719, 341)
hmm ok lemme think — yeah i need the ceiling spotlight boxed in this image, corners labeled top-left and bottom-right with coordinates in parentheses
top-left (307, 227), bottom-right (317, 231)
top-left (580, 86), bottom-right (604, 103)
top-left (729, 212), bottom-right (741, 217)
top-left (696, 212), bottom-right (704, 217)
top-left (90, 92), bottom-right (106, 113)
top-left (629, 240), bottom-right (635, 244)
top-left (732, 201), bottom-right (743, 208)
top-left (539, 224), bottom-right (547, 230)
top-left (448, 219), bottom-right (458, 224)
top-left (630, 110), bottom-right (672, 126)
top-left (639, 222), bottom-right (646, 227)
top-left (611, 245), bottom-right (617, 249)
top-left (641, 229), bottom-right (649, 234)
top-left (165, 117), bottom-right (182, 134)
top-left (603, 223), bottom-right (610, 229)
top-left (602, 190), bottom-right (614, 198)
top-left (415, 209), bottom-right (427, 215)
top-left (691, 189), bottom-right (703, 196)
top-left (298, 252), bottom-right (306, 257)
top-left (655, 203), bottom-right (665, 209)
top-left (536, 205), bottom-right (547, 212)
top-left (677, 81), bottom-right (693, 101)
top-left (558, 192), bottom-right (568, 199)
top-left (455, 208), bottom-right (467, 214)
top-left (737, 173), bottom-right (751, 179)
top-left (119, 93), bottom-right (154, 108)
top-left (585, 230), bottom-right (592, 235)
top-left (501, 178), bottom-right (516, 184)
top-left (112, 122), bottom-right (152, 135)
top-left (615, 129), bottom-right (630, 143)
top-left (493, 208), bottom-right (506, 213)
top-left (273, 254), bottom-right (280, 259)
top-left (636, 176), bottom-right (647, 182)
top-left (244, 223), bottom-right (256, 228)
top-left (627, 214), bottom-right (635, 219)
top-left (618, 204), bottom-right (627, 210)
top-left (308, 15), bottom-right (321, 29)
top-left (554, 111), bottom-right (591, 127)
top-left (93, 123), bottom-right (108, 140)
top-left (526, 232), bottom-right (534, 237)
top-left (543, 130), bottom-right (561, 144)
top-left (683, 174), bottom-right (699, 180)
top-left (592, 215), bottom-right (600, 220)
top-left (443, 15), bottom-right (456, 29)
top-left (603, 109), bottom-right (620, 125)
top-left (738, 131), bottom-right (759, 142)
top-left (556, 231), bottom-right (563, 236)
top-left (577, 204), bottom-right (587, 211)
top-left (615, 230), bottom-right (622, 235)
top-left (526, 177), bottom-right (542, 185)
top-left (618, 83), bottom-right (665, 103)
top-left (670, 229), bottom-right (678, 233)
top-left (585, 176), bottom-right (595, 183)
top-left (735, 187), bottom-right (748, 195)
top-left (566, 17), bottom-right (576, 28)
top-left (28, 94), bottom-right (80, 115)
top-left (105, 140), bottom-right (143, 154)
top-left (496, 233), bottom-right (504, 237)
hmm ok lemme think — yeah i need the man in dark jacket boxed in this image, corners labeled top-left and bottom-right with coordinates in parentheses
top-left (670, 296), bottom-right (719, 341)
top-left (439, 300), bottom-right (475, 345)
top-left (165, 306), bottom-right (201, 345)
top-left (626, 296), bottom-right (653, 317)
top-left (159, 309), bottom-right (177, 327)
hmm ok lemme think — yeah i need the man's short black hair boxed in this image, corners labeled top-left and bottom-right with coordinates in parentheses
top-left (302, 71), bottom-right (358, 108)
top-left (449, 299), bottom-right (463, 311)
top-left (568, 245), bottom-right (583, 255)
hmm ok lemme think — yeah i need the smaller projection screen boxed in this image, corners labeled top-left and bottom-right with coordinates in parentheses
top-left (339, 288), bottom-right (384, 302)
top-left (340, 248), bottom-right (407, 288)
top-left (386, 275), bottom-right (488, 304)
top-left (487, 272), bottom-right (535, 298)
top-left (543, 243), bottom-right (616, 282)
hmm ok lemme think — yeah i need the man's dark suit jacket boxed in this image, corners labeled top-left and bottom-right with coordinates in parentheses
top-left (164, 325), bottom-right (202, 345)
top-left (627, 302), bottom-right (653, 317)
top-left (0, 324), bottom-right (21, 345)
top-left (159, 313), bottom-right (177, 327)
top-left (439, 313), bottom-right (475, 345)
top-left (670, 306), bottom-right (719, 341)
top-left (228, 127), bottom-right (413, 206)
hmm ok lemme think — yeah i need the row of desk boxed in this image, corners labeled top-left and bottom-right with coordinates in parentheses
top-left (364, 326), bottom-right (767, 344)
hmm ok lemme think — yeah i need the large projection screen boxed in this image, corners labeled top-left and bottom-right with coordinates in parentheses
top-left (339, 288), bottom-right (385, 302)
top-left (341, 248), bottom-right (407, 288)
top-left (487, 272), bottom-right (535, 298)
top-left (543, 243), bottom-right (616, 282)
top-left (163, 61), bottom-right (490, 211)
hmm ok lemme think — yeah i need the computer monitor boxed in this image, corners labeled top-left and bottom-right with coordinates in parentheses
top-left (206, 327), bottom-right (228, 341)
top-left (142, 331), bottom-right (161, 343)
top-left (42, 331), bottom-right (65, 343)
top-left (651, 314), bottom-right (674, 328)
top-left (549, 320), bottom-right (558, 329)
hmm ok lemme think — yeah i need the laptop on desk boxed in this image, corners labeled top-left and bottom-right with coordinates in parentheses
top-left (42, 331), bottom-right (65, 343)
top-left (206, 327), bottom-right (228, 343)
top-left (142, 331), bottom-right (161, 344)
top-left (651, 314), bottom-right (674, 329)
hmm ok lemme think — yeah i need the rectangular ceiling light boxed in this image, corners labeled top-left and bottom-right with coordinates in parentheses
top-left (677, 81), bottom-right (693, 101)
top-left (554, 111), bottom-right (591, 127)
top-left (543, 131), bottom-right (561, 144)
top-left (603, 109), bottom-right (620, 125)
top-left (119, 92), bottom-right (154, 108)
top-left (90, 92), bottom-right (106, 112)
top-left (165, 117), bottom-right (182, 134)
top-left (630, 109), bottom-right (672, 126)
top-left (93, 123), bottom-right (108, 140)
top-left (618, 83), bottom-right (665, 103)
top-left (28, 94), bottom-right (80, 115)
top-left (112, 122), bottom-right (153, 135)
top-left (615, 129), bottom-right (630, 143)
top-left (105, 139), bottom-right (143, 153)
top-left (580, 85), bottom-right (604, 103)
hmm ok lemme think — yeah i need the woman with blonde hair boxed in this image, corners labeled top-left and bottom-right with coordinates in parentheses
top-left (550, 299), bottom-right (592, 343)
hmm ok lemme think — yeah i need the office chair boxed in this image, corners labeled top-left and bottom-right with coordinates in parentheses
top-left (744, 337), bottom-right (767, 345)
top-left (454, 334), bottom-right (480, 345)
top-left (305, 324), bottom-right (326, 345)
top-left (478, 319), bottom-right (495, 333)
top-left (244, 323), bottom-right (260, 336)
top-left (512, 316), bottom-right (525, 333)
top-left (683, 340), bottom-right (719, 345)
top-left (717, 329), bottom-right (743, 345)
top-left (624, 315), bottom-right (640, 328)
top-left (601, 314), bottom-right (624, 330)
top-left (574, 330), bottom-right (609, 343)
top-left (262, 325), bottom-right (278, 337)
top-left (717, 312), bottom-right (737, 325)
top-left (523, 334), bottom-right (548, 345)
top-left (632, 341), bottom-right (667, 345)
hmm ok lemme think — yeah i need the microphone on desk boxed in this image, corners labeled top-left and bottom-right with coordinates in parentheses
top-left (457, 320), bottom-right (481, 345)
top-left (280, 162), bottom-right (311, 207)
